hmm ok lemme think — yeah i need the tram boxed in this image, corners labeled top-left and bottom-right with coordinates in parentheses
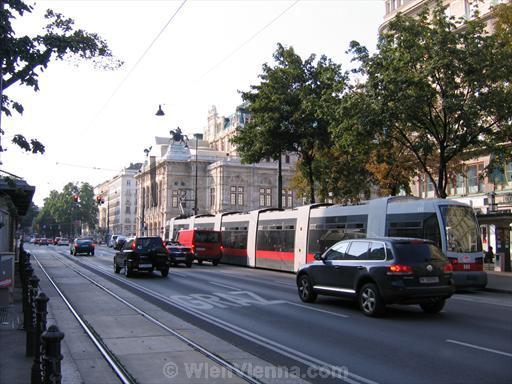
top-left (167, 196), bottom-right (486, 288)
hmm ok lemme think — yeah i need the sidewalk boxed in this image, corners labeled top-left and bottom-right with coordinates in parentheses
top-left (485, 271), bottom-right (512, 294)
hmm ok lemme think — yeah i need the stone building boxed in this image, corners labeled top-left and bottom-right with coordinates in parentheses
top-left (94, 163), bottom-right (141, 239)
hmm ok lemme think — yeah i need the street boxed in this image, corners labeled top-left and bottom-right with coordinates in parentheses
top-left (29, 244), bottom-right (512, 384)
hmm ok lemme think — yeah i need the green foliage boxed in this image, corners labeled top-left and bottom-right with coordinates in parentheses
top-left (20, 201), bottom-right (38, 229)
top-left (34, 182), bottom-right (98, 237)
top-left (0, 0), bottom-right (122, 153)
top-left (348, 1), bottom-right (512, 198)
top-left (232, 43), bottom-right (346, 203)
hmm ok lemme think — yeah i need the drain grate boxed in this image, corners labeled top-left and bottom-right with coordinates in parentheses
top-left (0, 307), bottom-right (8, 323)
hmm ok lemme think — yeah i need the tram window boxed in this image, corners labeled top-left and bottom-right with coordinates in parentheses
top-left (222, 221), bottom-right (249, 249)
top-left (386, 213), bottom-right (441, 248)
top-left (257, 219), bottom-right (296, 252)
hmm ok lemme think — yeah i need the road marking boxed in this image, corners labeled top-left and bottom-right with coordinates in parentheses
top-left (285, 301), bottom-right (349, 318)
top-left (452, 295), bottom-right (512, 308)
top-left (209, 281), bottom-right (242, 290)
top-left (446, 339), bottom-right (512, 358)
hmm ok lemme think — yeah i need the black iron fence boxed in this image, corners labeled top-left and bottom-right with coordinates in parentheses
top-left (19, 245), bottom-right (64, 384)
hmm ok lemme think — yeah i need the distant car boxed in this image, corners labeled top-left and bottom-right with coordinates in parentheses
top-left (70, 238), bottom-right (95, 256)
top-left (57, 238), bottom-right (70, 246)
top-left (166, 241), bottom-right (194, 268)
top-left (296, 237), bottom-right (456, 317)
top-left (109, 234), bottom-right (123, 248)
top-left (39, 238), bottom-right (49, 246)
top-left (114, 236), bottom-right (170, 277)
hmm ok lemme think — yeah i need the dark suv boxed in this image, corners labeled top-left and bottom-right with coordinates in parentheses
top-left (166, 241), bottom-right (194, 268)
top-left (113, 237), bottom-right (170, 277)
top-left (297, 238), bottom-right (455, 317)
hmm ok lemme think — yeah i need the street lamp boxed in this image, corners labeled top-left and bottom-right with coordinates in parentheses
top-left (193, 133), bottom-right (202, 215)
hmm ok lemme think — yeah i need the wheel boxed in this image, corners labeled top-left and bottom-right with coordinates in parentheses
top-left (298, 274), bottom-right (317, 303)
top-left (358, 283), bottom-right (386, 317)
top-left (124, 263), bottom-right (133, 278)
top-left (197, 260), bottom-right (203, 265)
top-left (186, 262), bottom-right (192, 268)
top-left (73, 251), bottom-right (77, 256)
top-left (212, 260), bottom-right (219, 266)
top-left (160, 267), bottom-right (169, 277)
top-left (420, 299), bottom-right (446, 314)
top-left (91, 252), bottom-right (94, 256)
top-left (114, 263), bottom-right (121, 274)
top-left (70, 250), bottom-right (73, 255)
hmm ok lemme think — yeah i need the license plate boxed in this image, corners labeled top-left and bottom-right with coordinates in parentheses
top-left (174, 256), bottom-right (185, 260)
top-left (196, 247), bottom-right (205, 251)
top-left (463, 264), bottom-right (471, 270)
top-left (420, 276), bottom-right (439, 284)
top-left (139, 264), bottom-right (153, 268)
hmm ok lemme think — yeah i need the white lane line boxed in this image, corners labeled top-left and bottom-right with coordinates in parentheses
top-left (209, 281), bottom-right (243, 291)
top-left (452, 295), bottom-right (512, 308)
top-left (446, 339), bottom-right (512, 358)
top-left (285, 301), bottom-right (349, 318)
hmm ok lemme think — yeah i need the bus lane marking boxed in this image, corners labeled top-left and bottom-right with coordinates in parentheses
top-left (285, 301), bottom-right (349, 318)
top-left (170, 290), bottom-right (285, 310)
top-left (209, 281), bottom-right (242, 290)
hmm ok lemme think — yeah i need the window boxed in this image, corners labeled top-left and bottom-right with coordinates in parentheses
top-left (369, 242), bottom-right (386, 260)
top-left (467, 163), bottom-right (484, 194)
top-left (172, 190), bottom-right (179, 208)
top-left (230, 186), bottom-right (244, 206)
top-left (230, 186), bottom-right (237, 205)
top-left (285, 155), bottom-right (290, 164)
top-left (324, 242), bottom-right (349, 261)
top-left (345, 241), bottom-right (370, 260)
top-left (125, 206), bottom-right (131, 214)
top-left (282, 189), bottom-right (293, 208)
top-left (259, 188), bottom-right (272, 207)
top-left (238, 186), bottom-right (244, 206)
top-left (210, 188), bottom-right (215, 208)
top-left (256, 219), bottom-right (296, 252)
top-left (221, 221), bottom-right (249, 250)
top-left (127, 180), bottom-right (131, 186)
top-left (386, 213), bottom-right (442, 248)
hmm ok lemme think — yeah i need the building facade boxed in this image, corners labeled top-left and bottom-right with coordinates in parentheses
top-left (94, 163), bottom-right (141, 240)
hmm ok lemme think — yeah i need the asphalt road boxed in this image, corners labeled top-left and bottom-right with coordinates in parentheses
top-left (30, 244), bottom-right (512, 384)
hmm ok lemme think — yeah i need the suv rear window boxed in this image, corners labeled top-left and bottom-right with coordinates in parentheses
top-left (77, 239), bottom-right (92, 245)
top-left (194, 231), bottom-right (220, 243)
top-left (394, 242), bottom-right (445, 262)
top-left (135, 237), bottom-right (166, 252)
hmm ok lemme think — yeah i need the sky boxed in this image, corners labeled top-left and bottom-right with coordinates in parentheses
top-left (2, 0), bottom-right (385, 206)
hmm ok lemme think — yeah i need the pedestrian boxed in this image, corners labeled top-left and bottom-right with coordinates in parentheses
top-left (485, 246), bottom-right (494, 263)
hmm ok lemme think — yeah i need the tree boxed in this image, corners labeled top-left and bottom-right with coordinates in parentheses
top-left (232, 44), bottom-right (346, 204)
top-left (348, 1), bottom-right (512, 198)
top-left (35, 182), bottom-right (98, 237)
top-left (20, 201), bottom-right (38, 230)
top-left (0, 0), bottom-right (122, 153)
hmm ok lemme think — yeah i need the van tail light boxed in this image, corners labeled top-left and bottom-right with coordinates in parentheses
top-left (161, 239), bottom-right (169, 253)
top-left (191, 245), bottom-right (196, 254)
top-left (387, 264), bottom-right (413, 275)
top-left (443, 263), bottom-right (453, 273)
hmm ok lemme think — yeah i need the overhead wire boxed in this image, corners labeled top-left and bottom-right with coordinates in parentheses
top-left (86, 0), bottom-right (188, 131)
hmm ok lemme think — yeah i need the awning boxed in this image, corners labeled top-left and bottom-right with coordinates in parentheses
top-left (0, 177), bottom-right (35, 216)
top-left (477, 211), bottom-right (512, 227)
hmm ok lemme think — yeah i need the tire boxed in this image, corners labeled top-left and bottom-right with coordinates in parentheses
top-left (212, 260), bottom-right (219, 266)
top-left (114, 263), bottom-right (121, 274)
top-left (298, 274), bottom-right (317, 303)
top-left (160, 267), bottom-right (169, 277)
top-left (70, 250), bottom-right (73, 255)
top-left (358, 283), bottom-right (386, 317)
top-left (73, 251), bottom-right (77, 256)
top-left (124, 263), bottom-right (133, 278)
top-left (91, 252), bottom-right (94, 256)
top-left (186, 262), bottom-right (192, 268)
top-left (420, 299), bottom-right (446, 314)
top-left (197, 260), bottom-right (203, 265)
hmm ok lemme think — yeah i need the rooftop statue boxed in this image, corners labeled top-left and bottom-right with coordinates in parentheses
top-left (170, 127), bottom-right (189, 146)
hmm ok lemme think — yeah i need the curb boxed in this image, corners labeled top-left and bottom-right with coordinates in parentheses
top-left (483, 288), bottom-right (512, 295)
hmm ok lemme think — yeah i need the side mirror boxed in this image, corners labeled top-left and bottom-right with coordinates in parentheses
top-left (314, 252), bottom-right (323, 261)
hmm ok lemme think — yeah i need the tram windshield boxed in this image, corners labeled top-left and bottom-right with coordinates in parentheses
top-left (440, 205), bottom-right (482, 253)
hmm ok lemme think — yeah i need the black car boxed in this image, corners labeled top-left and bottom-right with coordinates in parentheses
top-left (296, 237), bottom-right (455, 317)
top-left (70, 238), bottom-right (95, 256)
top-left (166, 241), bottom-right (194, 268)
top-left (114, 237), bottom-right (170, 277)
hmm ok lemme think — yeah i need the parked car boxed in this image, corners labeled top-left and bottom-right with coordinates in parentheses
top-left (70, 238), bottom-right (95, 256)
top-left (53, 237), bottom-right (61, 245)
top-left (39, 238), bottom-right (49, 246)
top-left (296, 237), bottom-right (455, 317)
top-left (57, 238), bottom-right (70, 246)
top-left (109, 234), bottom-right (124, 248)
top-left (176, 229), bottom-right (222, 266)
top-left (166, 241), bottom-right (194, 268)
top-left (113, 236), bottom-right (170, 277)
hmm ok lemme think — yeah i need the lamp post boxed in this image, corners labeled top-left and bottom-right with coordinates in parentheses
top-left (193, 133), bottom-right (202, 216)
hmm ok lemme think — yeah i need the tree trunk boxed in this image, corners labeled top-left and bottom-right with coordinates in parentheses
top-left (307, 159), bottom-right (316, 204)
top-left (437, 147), bottom-right (448, 199)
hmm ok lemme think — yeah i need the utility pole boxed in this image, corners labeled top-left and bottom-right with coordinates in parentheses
top-left (193, 134), bottom-right (202, 215)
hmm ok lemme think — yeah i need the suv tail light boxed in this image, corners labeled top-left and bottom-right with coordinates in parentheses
top-left (443, 263), bottom-right (453, 273)
top-left (387, 264), bottom-right (413, 275)
top-left (131, 241), bottom-right (137, 250)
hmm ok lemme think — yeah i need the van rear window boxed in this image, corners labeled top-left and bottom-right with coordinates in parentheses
top-left (394, 243), bottom-right (445, 262)
top-left (194, 232), bottom-right (220, 243)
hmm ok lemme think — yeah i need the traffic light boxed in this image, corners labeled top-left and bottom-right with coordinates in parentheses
top-left (96, 195), bottom-right (104, 205)
top-left (72, 194), bottom-right (80, 203)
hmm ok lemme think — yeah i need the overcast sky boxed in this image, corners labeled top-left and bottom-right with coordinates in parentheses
top-left (3, 0), bottom-right (384, 206)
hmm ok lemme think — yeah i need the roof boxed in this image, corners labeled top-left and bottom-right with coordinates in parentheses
top-left (0, 177), bottom-right (35, 216)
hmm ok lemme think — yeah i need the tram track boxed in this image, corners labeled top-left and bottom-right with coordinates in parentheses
top-left (33, 251), bottom-right (266, 384)
top-left (44, 249), bottom-right (378, 384)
